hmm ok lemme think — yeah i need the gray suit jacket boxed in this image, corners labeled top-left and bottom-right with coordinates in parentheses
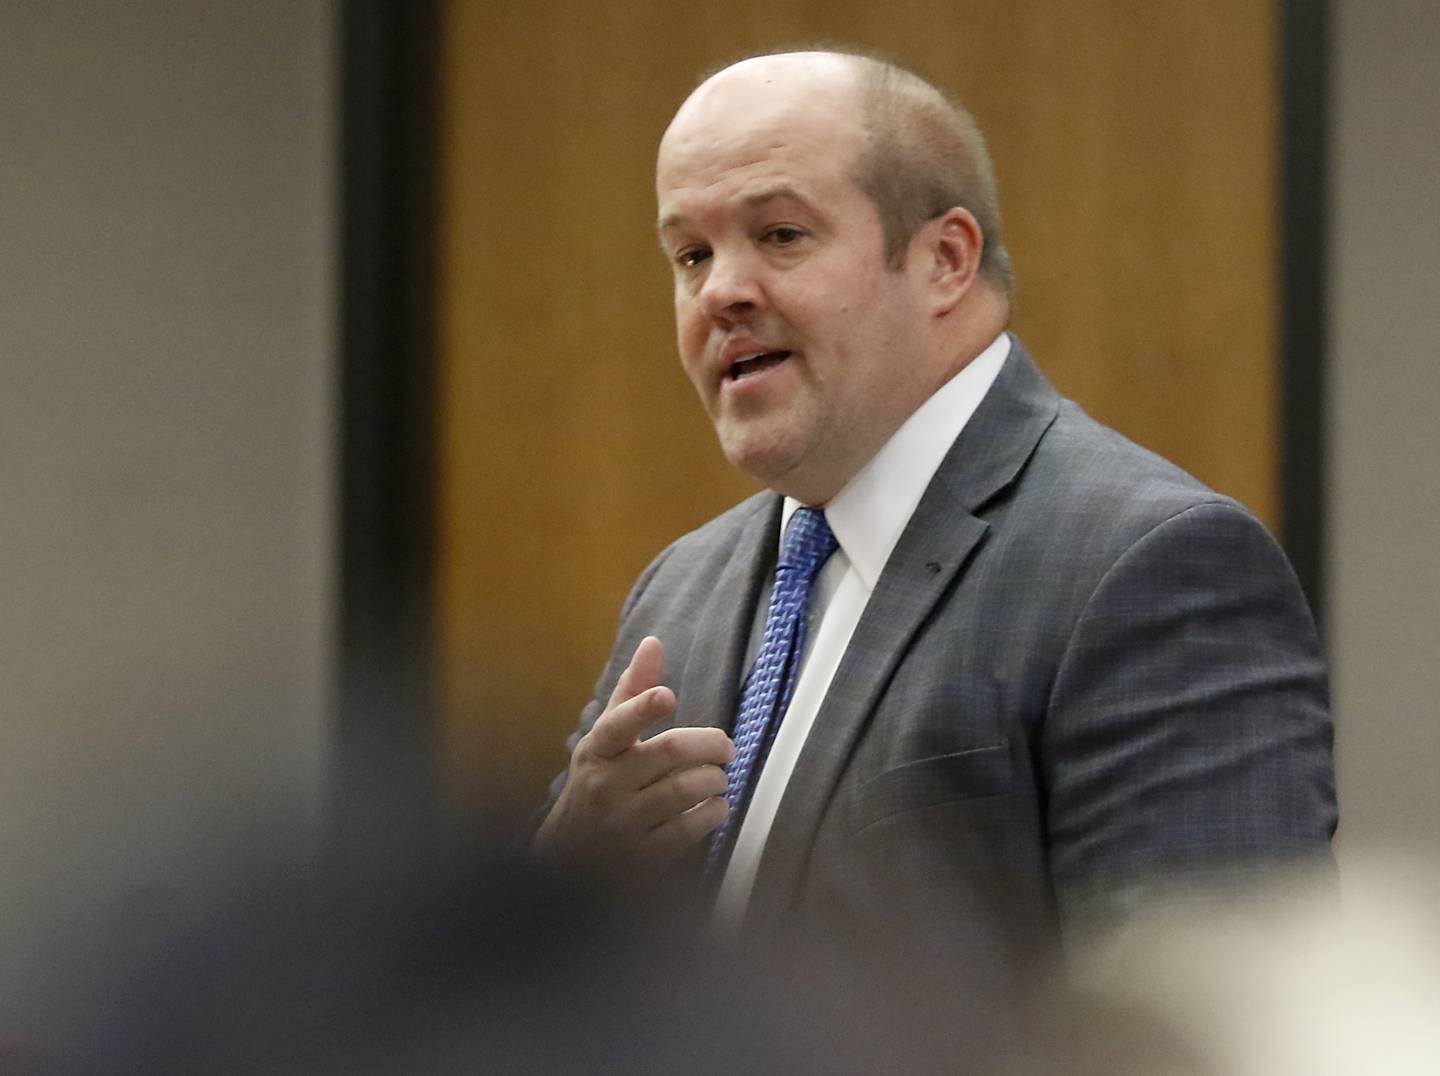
top-left (546, 341), bottom-right (1336, 961)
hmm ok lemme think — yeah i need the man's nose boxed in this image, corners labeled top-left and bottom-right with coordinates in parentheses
top-left (697, 250), bottom-right (762, 321)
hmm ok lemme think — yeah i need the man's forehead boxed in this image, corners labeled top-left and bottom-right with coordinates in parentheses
top-left (656, 56), bottom-right (864, 196)
top-left (660, 53), bottom-right (862, 153)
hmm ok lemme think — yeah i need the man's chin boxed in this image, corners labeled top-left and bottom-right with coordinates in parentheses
top-left (718, 433), bottom-right (804, 491)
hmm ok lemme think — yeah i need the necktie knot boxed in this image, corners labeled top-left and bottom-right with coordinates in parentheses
top-left (777, 506), bottom-right (838, 580)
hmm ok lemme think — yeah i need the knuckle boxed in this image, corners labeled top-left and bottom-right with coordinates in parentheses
top-left (655, 731), bottom-right (684, 763)
top-left (571, 737), bottom-right (605, 771)
top-left (578, 722), bottom-right (617, 758)
top-left (671, 728), bottom-right (713, 761)
top-left (674, 767), bottom-right (709, 804)
top-left (643, 686), bottom-right (673, 721)
top-left (564, 749), bottom-right (591, 783)
top-left (699, 728), bottom-right (735, 761)
top-left (569, 769), bottom-right (604, 805)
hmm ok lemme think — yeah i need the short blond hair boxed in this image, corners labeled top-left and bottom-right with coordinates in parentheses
top-left (698, 49), bottom-right (1015, 299)
top-left (847, 55), bottom-right (1013, 298)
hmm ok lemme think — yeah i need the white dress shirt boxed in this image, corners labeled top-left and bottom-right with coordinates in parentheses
top-left (713, 331), bottom-right (1011, 933)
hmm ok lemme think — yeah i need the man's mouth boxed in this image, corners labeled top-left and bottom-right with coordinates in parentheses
top-left (729, 350), bottom-right (792, 380)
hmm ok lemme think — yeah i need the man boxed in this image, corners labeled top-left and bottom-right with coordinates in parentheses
top-left (533, 50), bottom-right (1335, 964)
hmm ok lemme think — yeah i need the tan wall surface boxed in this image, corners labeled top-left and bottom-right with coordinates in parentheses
top-left (437, 1), bottom-right (1283, 811)
top-left (1330, 0), bottom-right (1440, 861)
top-left (0, 1), bottom-right (334, 986)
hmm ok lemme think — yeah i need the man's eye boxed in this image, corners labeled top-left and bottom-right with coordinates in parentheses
top-left (676, 247), bottom-right (711, 269)
top-left (765, 226), bottom-right (805, 245)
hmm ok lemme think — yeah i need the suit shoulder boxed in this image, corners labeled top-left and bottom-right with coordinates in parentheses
top-left (674, 488), bottom-right (775, 547)
top-left (621, 489), bottom-right (775, 612)
top-left (656, 489), bottom-right (775, 568)
top-left (1028, 398), bottom-right (1254, 530)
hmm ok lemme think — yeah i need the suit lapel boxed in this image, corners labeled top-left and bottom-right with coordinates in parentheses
top-left (670, 493), bottom-right (782, 733)
top-left (651, 495), bottom-right (778, 887)
top-left (748, 342), bottom-right (1062, 921)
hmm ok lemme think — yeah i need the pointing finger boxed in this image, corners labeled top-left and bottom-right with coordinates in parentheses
top-left (586, 638), bottom-right (673, 759)
top-left (606, 636), bottom-right (664, 712)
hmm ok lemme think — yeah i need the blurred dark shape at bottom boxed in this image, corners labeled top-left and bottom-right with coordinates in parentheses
top-left (14, 816), bottom-right (1399, 1075)
top-left (1, 822), bottom-right (1063, 1076)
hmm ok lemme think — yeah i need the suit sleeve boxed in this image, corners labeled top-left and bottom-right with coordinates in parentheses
top-left (1039, 501), bottom-right (1337, 935)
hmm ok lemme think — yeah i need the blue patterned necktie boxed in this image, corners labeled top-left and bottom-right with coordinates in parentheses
top-left (708, 506), bottom-right (838, 872)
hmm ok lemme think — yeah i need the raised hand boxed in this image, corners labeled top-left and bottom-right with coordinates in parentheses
top-left (532, 636), bottom-right (734, 880)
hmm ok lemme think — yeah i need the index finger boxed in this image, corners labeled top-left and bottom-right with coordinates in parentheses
top-left (586, 637), bottom-right (670, 758)
top-left (605, 635), bottom-right (664, 711)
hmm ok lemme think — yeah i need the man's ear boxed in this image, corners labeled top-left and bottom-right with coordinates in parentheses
top-left (923, 207), bottom-right (984, 317)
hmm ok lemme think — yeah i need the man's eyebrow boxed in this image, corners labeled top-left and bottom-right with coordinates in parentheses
top-left (656, 185), bottom-right (817, 234)
top-left (740, 183), bottom-right (814, 210)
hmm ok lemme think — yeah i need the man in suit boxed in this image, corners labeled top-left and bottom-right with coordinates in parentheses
top-left (532, 50), bottom-right (1336, 969)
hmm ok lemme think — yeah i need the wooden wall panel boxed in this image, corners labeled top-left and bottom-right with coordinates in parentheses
top-left (436, 0), bottom-right (1280, 813)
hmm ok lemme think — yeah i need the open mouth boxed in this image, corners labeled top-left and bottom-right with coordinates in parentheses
top-left (729, 350), bottom-right (792, 380)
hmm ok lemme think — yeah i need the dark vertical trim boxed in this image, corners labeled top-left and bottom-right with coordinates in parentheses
top-left (1280, 0), bottom-right (1330, 631)
top-left (336, 0), bottom-right (439, 850)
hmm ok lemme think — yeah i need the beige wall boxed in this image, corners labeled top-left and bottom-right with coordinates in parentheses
top-left (0, 1), bottom-right (334, 977)
top-left (1331, 0), bottom-right (1440, 861)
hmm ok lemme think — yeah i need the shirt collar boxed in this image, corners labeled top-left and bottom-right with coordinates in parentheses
top-left (781, 331), bottom-right (1011, 591)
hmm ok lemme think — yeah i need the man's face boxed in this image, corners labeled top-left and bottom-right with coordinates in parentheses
top-left (655, 60), bottom-right (931, 504)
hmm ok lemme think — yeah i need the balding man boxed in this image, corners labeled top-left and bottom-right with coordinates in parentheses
top-left (533, 51), bottom-right (1335, 964)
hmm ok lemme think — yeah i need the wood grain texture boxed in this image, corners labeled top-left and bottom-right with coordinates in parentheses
top-left (435, 0), bottom-right (1280, 811)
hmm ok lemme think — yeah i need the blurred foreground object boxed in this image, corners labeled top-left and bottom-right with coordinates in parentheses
top-left (3, 826), bottom-right (1057, 1075)
top-left (1068, 856), bottom-right (1440, 1075)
